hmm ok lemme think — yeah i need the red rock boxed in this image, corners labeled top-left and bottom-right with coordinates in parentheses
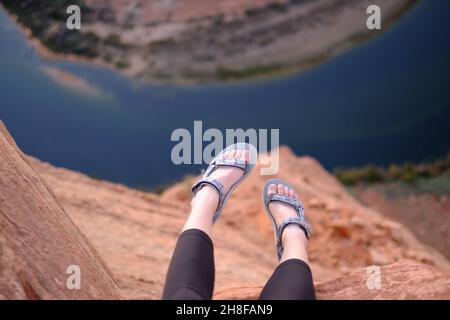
top-left (214, 264), bottom-right (450, 300)
top-left (1, 121), bottom-right (448, 299)
top-left (0, 121), bottom-right (121, 299)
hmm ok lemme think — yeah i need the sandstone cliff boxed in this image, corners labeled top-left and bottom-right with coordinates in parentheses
top-left (0, 121), bottom-right (121, 299)
top-left (0, 120), bottom-right (449, 299)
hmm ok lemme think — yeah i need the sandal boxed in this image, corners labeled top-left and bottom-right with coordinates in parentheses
top-left (192, 143), bottom-right (257, 224)
top-left (262, 178), bottom-right (311, 260)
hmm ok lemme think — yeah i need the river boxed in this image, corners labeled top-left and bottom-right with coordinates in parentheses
top-left (0, 0), bottom-right (449, 189)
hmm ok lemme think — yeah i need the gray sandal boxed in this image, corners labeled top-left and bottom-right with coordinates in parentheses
top-left (263, 179), bottom-right (311, 261)
top-left (192, 143), bottom-right (257, 224)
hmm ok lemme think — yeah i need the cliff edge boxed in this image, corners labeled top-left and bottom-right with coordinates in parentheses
top-left (0, 121), bottom-right (448, 299)
top-left (0, 121), bottom-right (121, 299)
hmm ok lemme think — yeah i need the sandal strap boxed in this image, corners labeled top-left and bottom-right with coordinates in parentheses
top-left (269, 194), bottom-right (311, 260)
top-left (203, 158), bottom-right (247, 177)
top-left (191, 177), bottom-right (225, 209)
top-left (269, 194), bottom-right (305, 216)
top-left (215, 158), bottom-right (247, 170)
top-left (275, 217), bottom-right (311, 260)
top-left (193, 157), bottom-right (247, 208)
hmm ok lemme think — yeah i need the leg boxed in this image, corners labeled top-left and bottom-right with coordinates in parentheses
top-left (259, 233), bottom-right (315, 300)
top-left (162, 150), bottom-right (249, 300)
top-left (259, 184), bottom-right (315, 300)
top-left (162, 228), bottom-right (215, 300)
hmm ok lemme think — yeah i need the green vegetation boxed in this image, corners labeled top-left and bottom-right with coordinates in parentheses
top-left (149, 38), bottom-right (176, 51)
top-left (103, 34), bottom-right (123, 47)
top-left (176, 64), bottom-right (287, 83)
top-left (44, 31), bottom-right (101, 58)
top-left (102, 53), bottom-right (113, 63)
top-left (1, 0), bottom-right (86, 35)
top-left (334, 154), bottom-right (450, 186)
top-left (215, 65), bottom-right (283, 81)
top-left (268, 2), bottom-right (288, 13)
top-left (115, 60), bottom-right (130, 69)
top-left (245, 1), bottom-right (289, 17)
top-left (0, 1), bottom-right (102, 58)
top-left (244, 8), bottom-right (261, 18)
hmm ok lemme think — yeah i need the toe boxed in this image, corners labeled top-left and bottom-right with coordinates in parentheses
top-left (235, 150), bottom-right (242, 160)
top-left (283, 185), bottom-right (289, 196)
top-left (268, 184), bottom-right (277, 196)
top-left (289, 189), bottom-right (295, 199)
top-left (278, 184), bottom-right (285, 195)
top-left (222, 151), bottom-right (230, 159)
top-left (294, 192), bottom-right (299, 200)
top-left (228, 149), bottom-right (236, 159)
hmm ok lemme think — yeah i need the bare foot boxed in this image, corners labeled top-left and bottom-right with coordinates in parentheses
top-left (268, 184), bottom-right (308, 250)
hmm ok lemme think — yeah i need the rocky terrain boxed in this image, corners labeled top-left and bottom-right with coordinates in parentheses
top-left (354, 182), bottom-right (450, 260)
top-left (1, 120), bottom-right (449, 299)
top-left (1, 0), bottom-right (416, 83)
top-left (0, 121), bottom-right (121, 299)
top-left (215, 264), bottom-right (450, 300)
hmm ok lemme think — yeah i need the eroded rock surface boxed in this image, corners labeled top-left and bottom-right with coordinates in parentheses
top-left (0, 121), bottom-right (121, 299)
top-left (214, 264), bottom-right (450, 300)
top-left (1, 120), bottom-right (448, 300)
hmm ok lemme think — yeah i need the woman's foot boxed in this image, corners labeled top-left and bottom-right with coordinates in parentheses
top-left (183, 149), bottom-right (250, 237)
top-left (192, 150), bottom-right (250, 209)
top-left (267, 183), bottom-right (309, 263)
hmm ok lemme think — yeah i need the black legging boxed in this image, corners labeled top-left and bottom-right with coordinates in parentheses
top-left (162, 229), bottom-right (316, 300)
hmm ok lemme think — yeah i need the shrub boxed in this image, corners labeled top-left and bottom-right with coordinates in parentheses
top-left (362, 165), bottom-right (384, 183)
top-left (401, 171), bottom-right (418, 184)
top-left (116, 61), bottom-right (130, 69)
top-left (335, 168), bottom-right (363, 186)
top-left (104, 34), bottom-right (122, 47)
top-left (429, 159), bottom-right (446, 176)
top-left (387, 164), bottom-right (402, 180)
top-left (335, 153), bottom-right (450, 186)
